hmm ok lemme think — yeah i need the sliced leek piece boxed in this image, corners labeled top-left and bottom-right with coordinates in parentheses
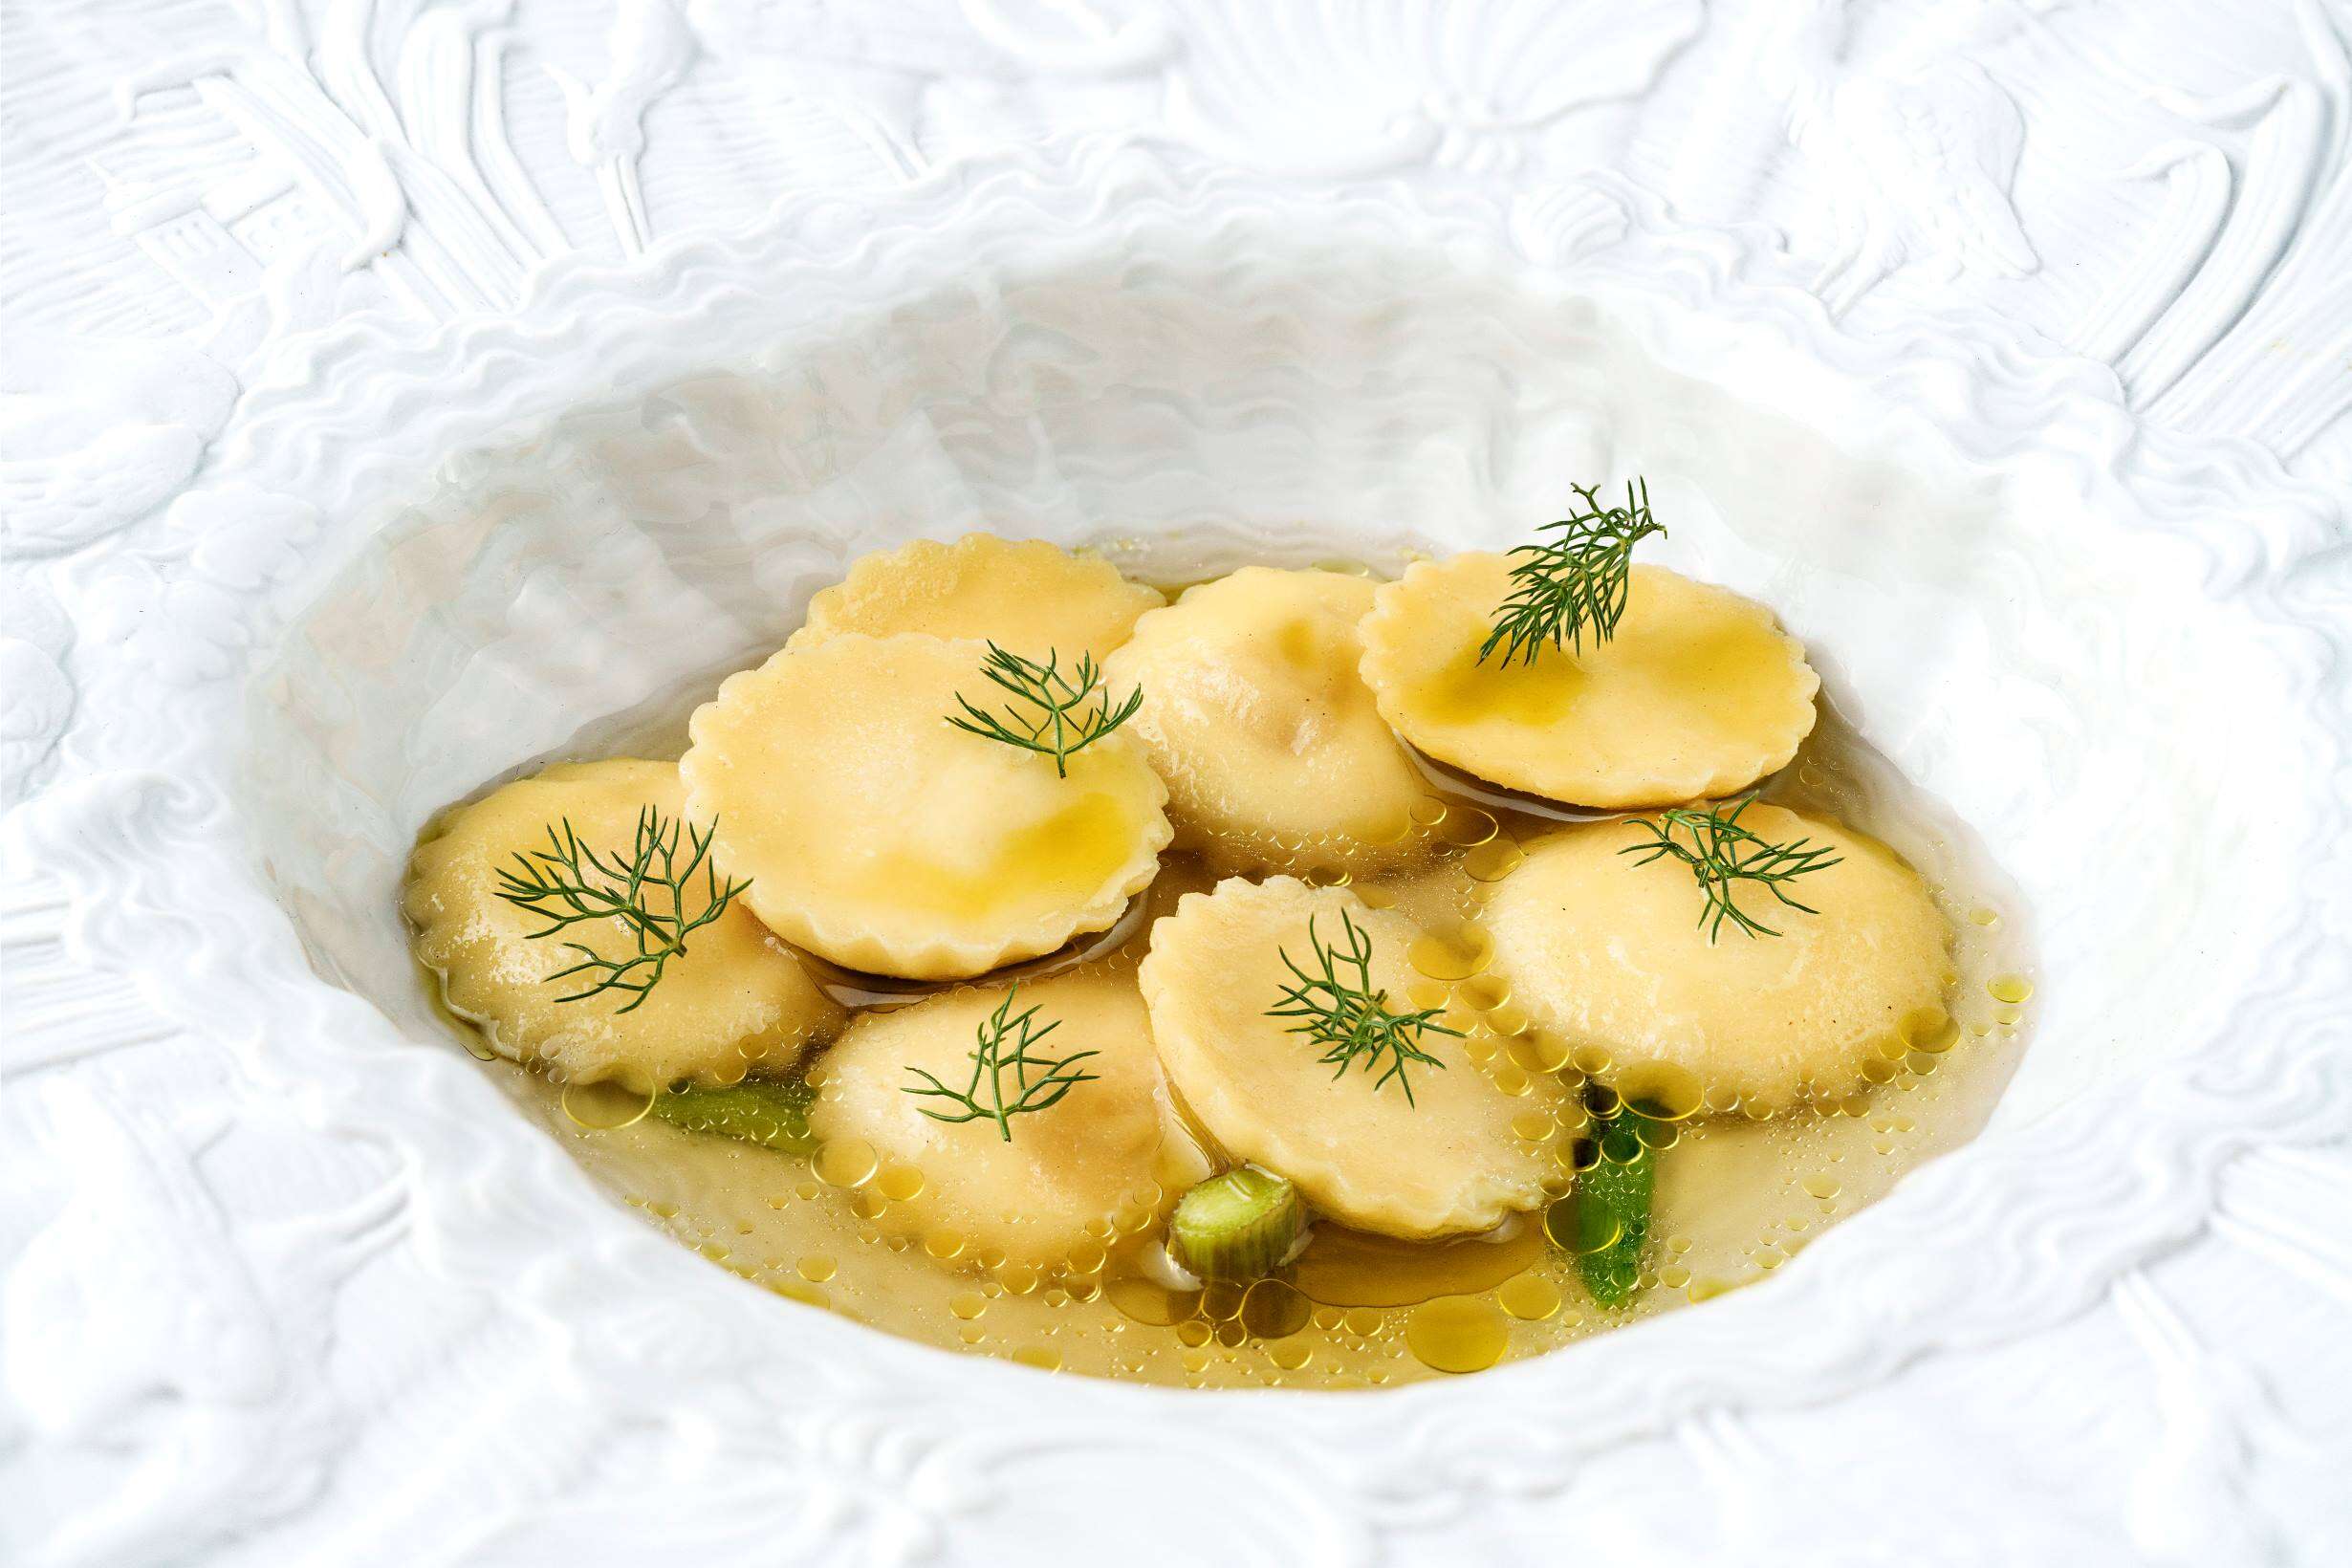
top-left (1171, 1167), bottom-right (1302, 1280)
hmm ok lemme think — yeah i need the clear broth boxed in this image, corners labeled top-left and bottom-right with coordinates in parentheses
top-left (429, 581), bottom-right (2035, 1388)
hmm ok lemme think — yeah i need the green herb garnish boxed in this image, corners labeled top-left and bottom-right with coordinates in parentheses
top-left (1479, 478), bottom-right (1666, 667)
top-left (1268, 909), bottom-right (1461, 1104)
top-left (1619, 794), bottom-right (1841, 942)
top-left (901, 984), bottom-right (1101, 1142)
top-left (946, 642), bottom-right (1143, 778)
top-left (494, 808), bottom-right (749, 1011)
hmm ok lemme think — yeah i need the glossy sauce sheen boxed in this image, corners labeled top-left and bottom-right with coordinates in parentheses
top-left (869, 787), bottom-right (1143, 921)
top-left (1411, 612), bottom-right (1791, 733)
top-left (446, 591), bottom-right (2034, 1389)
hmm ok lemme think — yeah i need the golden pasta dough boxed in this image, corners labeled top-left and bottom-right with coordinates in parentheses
top-left (404, 758), bottom-right (841, 1094)
top-left (1359, 558), bottom-right (1818, 809)
top-left (791, 534), bottom-right (1161, 664)
top-left (1483, 803), bottom-right (1951, 1110)
top-left (1103, 568), bottom-right (1426, 869)
top-left (809, 969), bottom-right (1194, 1265)
top-left (682, 633), bottom-right (1170, 980)
top-left (1139, 875), bottom-right (1562, 1238)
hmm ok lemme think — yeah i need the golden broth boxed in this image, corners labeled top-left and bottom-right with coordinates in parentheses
top-left (444, 666), bottom-right (2032, 1388)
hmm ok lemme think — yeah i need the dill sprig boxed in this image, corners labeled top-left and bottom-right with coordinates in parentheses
top-left (946, 642), bottom-right (1143, 778)
top-left (1619, 795), bottom-right (1841, 943)
top-left (493, 808), bottom-right (749, 1012)
top-left (1479, 478), bottom-right (1666, 667)
top-left (901, 985), bottom-right (1101, 1142)
top-left (1268, 909), bottom-right (1462, 1105)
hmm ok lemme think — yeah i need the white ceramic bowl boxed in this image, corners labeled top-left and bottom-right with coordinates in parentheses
top-left (16, 144), bottom-right (2343, 1559)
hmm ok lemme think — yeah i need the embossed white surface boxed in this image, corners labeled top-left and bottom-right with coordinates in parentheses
top-left (3, 6), bottom-right (2349, 1566)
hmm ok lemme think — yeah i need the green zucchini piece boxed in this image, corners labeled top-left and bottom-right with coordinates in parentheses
top-left (648, 1078), bottom-right (817, 1154)
top-left (1570, 1114), bottom-right (1656, 1307)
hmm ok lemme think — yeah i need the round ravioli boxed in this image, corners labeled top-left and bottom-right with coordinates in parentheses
top-left (789, 534), bottom-right (1162, 664)
top-left (1101, 568), bottom-right (1426, 869)
top-left (809, 969), bottom-right (1189, 1265)
top-left (403, 758), bottom-right (841, 1094)
top-left (1138, 875), bottom-right (1561, 1239)
top-left (1359, 557), bottom-right (1818, 809)
top-left (1483, 804), bottom-right (1951, 1111)
top-left (681, 633), bottom-right (1170, 980)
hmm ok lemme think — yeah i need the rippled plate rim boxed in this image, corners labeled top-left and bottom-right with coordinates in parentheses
top-left (11, 139), bottom-right (2345, 1530)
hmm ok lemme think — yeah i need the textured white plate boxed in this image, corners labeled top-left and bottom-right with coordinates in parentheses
top-left (8, 143), bottom-right (2347, 1563)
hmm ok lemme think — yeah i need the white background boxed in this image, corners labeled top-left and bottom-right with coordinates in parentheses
top-left (4, 3), bottom-right (2349, 1564)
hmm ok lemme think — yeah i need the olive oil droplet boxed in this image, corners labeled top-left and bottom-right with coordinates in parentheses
top-left (1546, 1192), bottom-right (1622, 1255)
top-left (1900, 1006), bottom-right (1960, 1055)
top-left (562, 1079), bottom-right (654, 1131)
top-left (1240, 1279), bottom-right (1312, 1339)
top-left (1456, 973), bottom-right (1512, 1012)
top-left (1408, 924), bottom-right (1493, 981)
top-left (1614, 1060), bottom-right (1704, 1122)
top-left (1436, 805), bottom-right (1500, 847)
top-left (813, 1138), bottom-right (879, 1187)
top-left (1405, 1296), bottom-right (1510, 1373)
top-left (1505, 1034), bottom-right (1570, 1073)
top-left (1497, 1274), bottom-right (1562, 1321)
top-left (1463, 837), bottom-right (1526, 882)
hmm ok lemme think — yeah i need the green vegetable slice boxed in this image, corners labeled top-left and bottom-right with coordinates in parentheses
top-left (648, 1078), bottom-right (816, 1153)
top-left (1565, 1114), bottom-right (1656, 1307)
top-left (1170, 1167), bottom-right (1302, 1280)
